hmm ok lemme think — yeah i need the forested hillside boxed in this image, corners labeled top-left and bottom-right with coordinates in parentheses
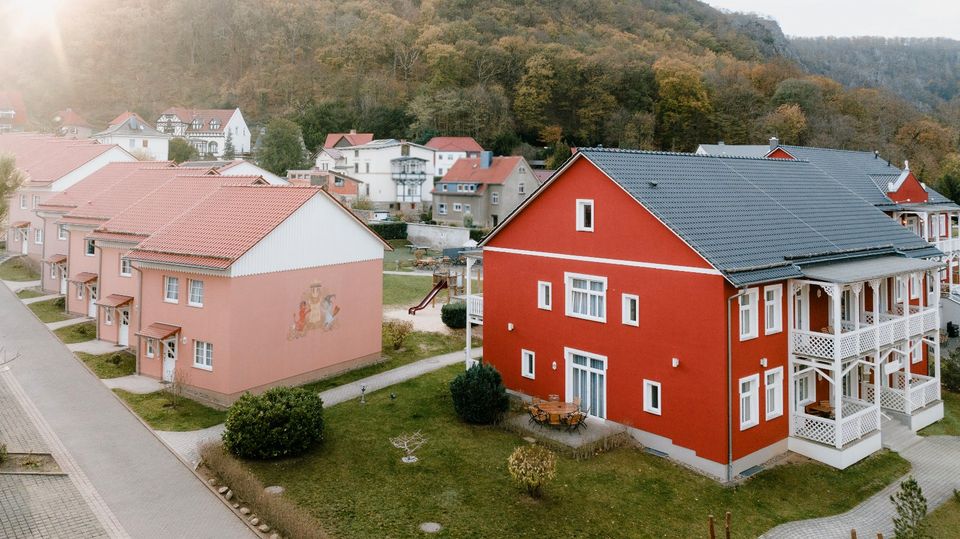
top-left (1, 0), bottom-right (957, 182)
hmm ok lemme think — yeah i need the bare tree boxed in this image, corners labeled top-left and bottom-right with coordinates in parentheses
top-left (390, 431), bottom-right (427, 463)
top-left (165, 367), bottom-right (191, 409)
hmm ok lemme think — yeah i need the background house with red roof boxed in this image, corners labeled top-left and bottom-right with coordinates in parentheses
top-left (127, 185), bottom-right (389, 406)
top-left (54, 108), bottom-right (93, 139)
top-left (95, 112), bottom-right (171, 160)
top-left (433, 152), bottom-right (539, 228)
top-left (425, 136), bottom-right (483, 177)
top-left (323, 129), bottom-right (373, 149)
top-left (0, 91), bottom-right (28, 133)
top-left (155, 107), bottom-right (250, 157)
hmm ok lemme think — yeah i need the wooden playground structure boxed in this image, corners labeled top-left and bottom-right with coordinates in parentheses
top-left (407, 266), bottom-right (480, 315)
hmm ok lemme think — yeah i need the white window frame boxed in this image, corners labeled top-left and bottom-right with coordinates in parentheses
top-left (163, 276), bottom-right (179, 303)
top-left (521, 349), bottom-right (535, 379)
top-left (85, 239), bottom-right (95, 256)
top-left (764, 367), bottom-right (783, 420)
top-left (575, 199), bottom-right (594, 232)
top-left (193, 340), bottom-right (213, 371)
top-left (463, 204), bottom-right (471, 214)
top-left (119, 258), bottom-right (132, 277)
top-left (564, 347), bottom-right (607, 419)
top-left (57, 224), bottom-right (67, 240)
top-left (564, 272), bottom-right (607, 323)
top-left (910, 339), bottom-right (922, 364)
top-left (188, 279), bottom-right (204, 307)
top-left (491, 191), bottom-right (499, 205)
top-left (32, 195), bottom-right (39, 209)
top-left (537, 281), bottom-right (552, 310)
top-left (49, 264), bottom-right (56, 279)
top-left (19, 194), bottom-right (26, 209)
top-left (518, 182), bottom-right (525, 195)
top-left (34, 227), bottom-right (42, 245)
top-left (910, 273), bottom-right (921, 300)
top-left (739, 288), bottom-right (760, 341)
top-left (146, 338), bottom-right (155, 358)
top-left (437, 203), bottom-right (447, 215)
top-left (796, 370), bottom-right (814, 406)
top-left (895, 277), bottom-right (906, 303)
top-left (104, 307), bottom-right (113, 326)
top-left (739, 374), bottom-right (760, 430)
top-left (643, 379), bottom-right (662, 415)
top-left (621, 294), bottom-right (639, 327)
top-left (763, 285), bottom-right (783, 335)
top-left (453, 203), bottom-right (462, 212)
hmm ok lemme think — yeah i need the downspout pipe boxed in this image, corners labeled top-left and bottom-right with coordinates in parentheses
top-left (133, 263), bottom-right (144, 375)
top-left (726, 288), bottom-right (747, 484)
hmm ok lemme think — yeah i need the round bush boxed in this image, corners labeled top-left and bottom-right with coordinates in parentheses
top-left (449, 363), bottom-right (509, 424)
top-left (943, 349), bottom-right (960, 393)
top-left (441, 302), bottom-right (467, 329)
top-left (222, 387), bottom-right (324, 459)
top-left (508, 444), bottom-right (557, 498)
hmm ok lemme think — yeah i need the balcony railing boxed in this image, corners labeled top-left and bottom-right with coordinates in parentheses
top-left (934, 237), bottom-right (960, 254)
top-left (863, 373), bottom-right (940, 415)
top-left (793, 398), bottom-right (879, 448)
top-left (792, 306), bottom-right (937, 360)
top-left (465, 294), bottom-right (483, 325)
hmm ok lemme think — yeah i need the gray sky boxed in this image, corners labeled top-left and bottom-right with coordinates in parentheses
top-left (703, 0), bottom-right (960, 39)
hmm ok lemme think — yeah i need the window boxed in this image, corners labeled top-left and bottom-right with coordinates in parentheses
top-left (764, 367), bottom-right (783, 420)
top-left (739, 374), bottom-right (760, 430)
top-left (120, 258), bottom-right (132, 277)
top-left (463, 204), bottom-right (471, 214)
top-left (796, 371), bottom-right (814, 406)
top-left (453, 203), bottom-right (462, 212)
top-left (441, 184), bottom-right (448, 192)
top-left (910, 273), bottom-right (921, 300)
top-left (194, 341), bottom-right (213, 370)
top-left (32, 195), bottom-right (39, 209)
top-left (643, 380), bottom-right (662, 415)
top-left (365, 162), bottom-right (370, 173)
top-left (622, 294), bottom-right (639, 326)
top-left (537, 281), bottom-right (552, 310)
top-left (518, 182), bottom-right (525, 195)
top-left (146, 338), bottom-right (155, 358)
top-left (188, 279), bottom-right (204, 307)
top-left (437, 203), bottom-right (447, 215)
top-left (164, 276), bottom-right (179, 303)
top-left (191, 119), bottom-right (201, 130)
top-left (738, 288), bottom-right (759, 340)
top-left (34, 227), bottom-right (42, 244)
top-left (334, 177), bottom-right (344, 187)
top-left (491, 192), bottom-right (499, 205)
top-left (19, 194), bottom-right (26, 209)
top-left (105, 307), bottom-right (113, 326)
top-left (576, 199), bottom-right (594, 231)
top-left (763, 285), bottom-right (783, 334)
top-left (910, 339), bottom-right (922, 364)
top-left (50, 264), bottom-right (56, 279)
top-left (57, 224), bottom-right (67, 240)
top-left (210, 119), bottom-right (220, 130)
top-left (142, 139), bottom-right (148, 148)
top-left (85, 239), bottom-right (95, 256)
top-left (565, 273), bottom-right (606, 322)
top-left (895, 277), bottom-right (906, 303)
top-left (521, 349), bottom-right (535, 379)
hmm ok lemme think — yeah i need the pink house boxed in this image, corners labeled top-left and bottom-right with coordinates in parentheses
top-left (88, 174), bottom-right (265, 346)
top-left (2, 134), bottom-right (134, 265)
top-left (127, 186), bottom-right (389, 406)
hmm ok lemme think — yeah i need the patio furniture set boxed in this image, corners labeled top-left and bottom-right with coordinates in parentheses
top-left (528, 395), bottom-right (589, 432)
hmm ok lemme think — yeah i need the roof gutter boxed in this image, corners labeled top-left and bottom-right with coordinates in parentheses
top-left (726, 287), bottom-right (747, 484)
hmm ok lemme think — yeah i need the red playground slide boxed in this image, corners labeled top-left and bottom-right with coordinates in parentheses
top-left (408, 278), bottom-right (449, 315)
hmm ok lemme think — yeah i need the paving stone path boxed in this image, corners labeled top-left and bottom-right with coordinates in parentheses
top-left (46, 316), bottom-right (93, 330)
top-left (102, 374), bottom-right (165, 394)
top-left (21, 294), bottom-right (62, 305)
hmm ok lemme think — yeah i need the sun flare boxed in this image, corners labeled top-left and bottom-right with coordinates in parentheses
top-left (5, 0), bottom-right (63, 39)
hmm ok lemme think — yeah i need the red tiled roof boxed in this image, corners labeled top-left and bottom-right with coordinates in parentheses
top-left (108, 112), bottom-right (148, 126)
top-left (96, 294), bottom-right (133, 308)
top-left (44, 254), bottom-right (67, 264)
top-left (61, 168), bottom-right (199, 222)
top-left (136, 322), bottom-right (180, 340)
top-left (70, 272), bottom-right (98, 283)
top-left (40, 162), bottom-right (174, 212)
top-left (159, 108), bottom-right (235, 133)
top-left (425, 136), bottom-right (483, 153)
top-left (533, 169), bottom-right (554, 183)
top-left (323, 132), bottom-right (373, 148)
top-left (0, 134), bottom-right (122, 184)
top-left (10, 221), bottom-right (29, 228)
top-left (0, 91), bottom-right (28, 126)
top-left (439, 156), bottom-right (523, 185)
top-left (129, 186), bottom-right (322, 268)
top-left (55, 109), bottom-right (91, 128)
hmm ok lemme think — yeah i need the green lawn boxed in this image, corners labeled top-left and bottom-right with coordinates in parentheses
top-left (16, 287), bottom-right (44, 299)
top-left (383, 274), bottom-right (435, 306)
top-left (76, 351), bottom-right (136, 379)
top-left (53, 321), bottom-right (97, 343)
top-left (0, 257), bottom-right (39, 281)
top-left (919, 389), bottom-right (960, 436)
top-left (28, 297), bottom-right (71, 323)
top-left (113, 389), bottom-right (226, 431)
top-left (384, 239), bottom-right (416, 271)
top-left (302, 331), bottom-right (470, 393)
top-left (247, 365), bottom-right (910, 539)
top-left (924, 495), bottom-right (960, 536)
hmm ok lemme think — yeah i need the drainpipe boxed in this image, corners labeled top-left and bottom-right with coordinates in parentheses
top-left (94, 243), bottom-right (102, 341)
top-left (726, 288), bottom-right (746, 484)
top-left (133, 263), bottom-right (143, 375)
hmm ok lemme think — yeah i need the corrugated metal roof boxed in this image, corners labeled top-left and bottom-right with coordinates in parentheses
top-left (577, 149), bottom-right (938, 286)
top-left (801, 256), bottom-right (942, 283)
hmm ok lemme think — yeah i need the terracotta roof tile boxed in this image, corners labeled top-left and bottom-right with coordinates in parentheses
top-left (158, 108), bottom-right (236, 133)
top-left (439, 156), bottom-right (523, 185)
top-left (61, 168), bottom-right (197, 222)
top-left (323, 132), bottom-right (373, 148)
top-left (55, 109), bottom-right (91, 128)
top-left (136, 322), bottom-right (180, 340)
top-left (40, 162), bottom-right (174, 212)
top-left (97, 294), bottom-right (133, 308)
top-left (70, 272), bottom-right (98, 283)
top-left (0, 134), bottom-right (122, 184)
top-left (425, 136), bottom-right (483, 153)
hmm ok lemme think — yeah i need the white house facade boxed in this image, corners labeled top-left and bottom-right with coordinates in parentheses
top-left (95, 113), bottom-right (171, 161)
top-left (155, 108), bottom-right (250, 157)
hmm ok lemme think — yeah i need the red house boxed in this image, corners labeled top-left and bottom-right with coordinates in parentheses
top-left (469, 148), bottom-right (945, 481)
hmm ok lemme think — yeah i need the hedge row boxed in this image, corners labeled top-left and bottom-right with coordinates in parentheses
top-left (369, 221), bottom-right (408, 240)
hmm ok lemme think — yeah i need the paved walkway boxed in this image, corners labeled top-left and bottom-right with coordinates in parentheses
top-left (21, 294), bottom-right (61, 305)
top-left (67, 339), bottom-right (126, 355)
top-left (762, 426), bottom-right (960, 538)
top-left (2, 279), bottom-right (41, 292)
top-left (384, 306), bottom-right (451, 333)
top-left (103, 374), bottom-right (165, 394)
top-left (159, 346), bottom-right (482, 465)
top-left (46, 316), bottom-right (93, 330)
top-left (0, 281), bottom-right (254, 537)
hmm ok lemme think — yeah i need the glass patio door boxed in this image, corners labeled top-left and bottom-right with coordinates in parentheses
top-left (568, 351), bottom-right (606, 418)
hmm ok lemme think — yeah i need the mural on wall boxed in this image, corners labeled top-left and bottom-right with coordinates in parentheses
top-left (288, 281), bottom-right (341, 340)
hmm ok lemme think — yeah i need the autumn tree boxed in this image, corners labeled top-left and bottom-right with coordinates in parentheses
top-left (0, 154), bottom-right (26, 221)
top-left (513, 54), bottom-right (556, 139)
top-left (257, 118), bottom-right (310, 176)
top-left (653, 58), bottom-right (714, 151)
top-left (762, 104), bottom-right (808, 145)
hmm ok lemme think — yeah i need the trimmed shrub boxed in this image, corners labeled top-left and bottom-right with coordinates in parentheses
top-left (441, 302), bottom-right (467, 329)
top-left (943, 349), bottom-right (960, 393)
top-left (222, 387), bottom-right (324, 459)
top-left (53, 296), bottom-right (65, 309)
top-left (382, 319), bottom-right (413, 350)
top-left (469, 228), bottom-right (489, 242)
top-left (449, 363), bottom-right (509, 424)
top-left (369, 221), bottom-right (407, 240)
top-left (508, 445), bottom-right (557, 498)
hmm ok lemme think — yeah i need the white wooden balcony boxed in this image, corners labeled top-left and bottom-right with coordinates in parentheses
top-left (466, 294), bottom-right (483, 325)
top-left (791, 305), bottom-right (937, 361)
top-left (864, 372), bottom-right (940, 415)
top-left (793, 398), bottom-right (880, 448)
top-left (935, 237), bottom-right (960, 254)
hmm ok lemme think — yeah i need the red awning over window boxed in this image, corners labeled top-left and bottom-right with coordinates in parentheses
top-left (136, 322), bottom-right (180, 340)
top-left (96, 294), bottom-right (133, 308)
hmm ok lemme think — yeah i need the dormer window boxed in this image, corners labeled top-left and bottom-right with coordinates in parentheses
top-left (191, 119), bottom-right (202, 130)
top-left (209, 119), bottom-right (220, 130)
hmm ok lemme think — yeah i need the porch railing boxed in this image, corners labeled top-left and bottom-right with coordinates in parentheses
top-left (935, 237), bottom-right (960, 254)
top-left (466, 294), bottom-right (483, 324)
top-left (793, 399), bottom-right (879, 448)
top-left (792, 306), bottom-right (937, 361)
top-left (863, 373), bottom-right (940, 415)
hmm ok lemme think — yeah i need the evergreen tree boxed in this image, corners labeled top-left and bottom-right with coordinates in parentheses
top-left (168, 138), bottom-right (198, 164)
top-left (891, 476), bottom-right (928, 539)
top-left (223, 132), bottom-right (236, 159)
top-left (257, 118), bottom-right (310, 176)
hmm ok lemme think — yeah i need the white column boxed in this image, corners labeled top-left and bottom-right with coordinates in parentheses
top-left (788, 281), bottom-right (798, 437)
top-left (869, 280), bottom-right (882, 412)
top-left (825, 284), bottom-right (844, 448)
top-left (464, 256), bottom-right (474, 368)
top-left (934, 338), bottom-right (942, 401)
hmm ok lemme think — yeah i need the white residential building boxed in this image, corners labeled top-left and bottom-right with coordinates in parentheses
top-left (95, 112), bottom-right (171, 160)
top-left (425, 136), bottom-right (484, 177)
top-left (155, 107), bottom-right (250, 157)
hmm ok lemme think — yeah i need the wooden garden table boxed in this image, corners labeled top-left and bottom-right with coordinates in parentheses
top-left (536, 401), bottom-right (579, 425)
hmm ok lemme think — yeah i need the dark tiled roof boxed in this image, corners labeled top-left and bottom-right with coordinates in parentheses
top-left (577, 149), bottom-right (938, 286)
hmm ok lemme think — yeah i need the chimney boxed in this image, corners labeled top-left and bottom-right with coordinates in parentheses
top-left (874, 150), bottom-right (879, 159)
top-left (904, 160), bottom-right (910, 171)
top-left (349, 129), bottom-right (356, 134)
top-left (769, 137), bottom-right (779, 151)
top-left (480, 151), bottom-right (493, 169)
top-left (718, 141), bottom-right (725, 147)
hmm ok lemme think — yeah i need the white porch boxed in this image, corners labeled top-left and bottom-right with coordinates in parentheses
top-left (463, 251), bottom-right (483, 367)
